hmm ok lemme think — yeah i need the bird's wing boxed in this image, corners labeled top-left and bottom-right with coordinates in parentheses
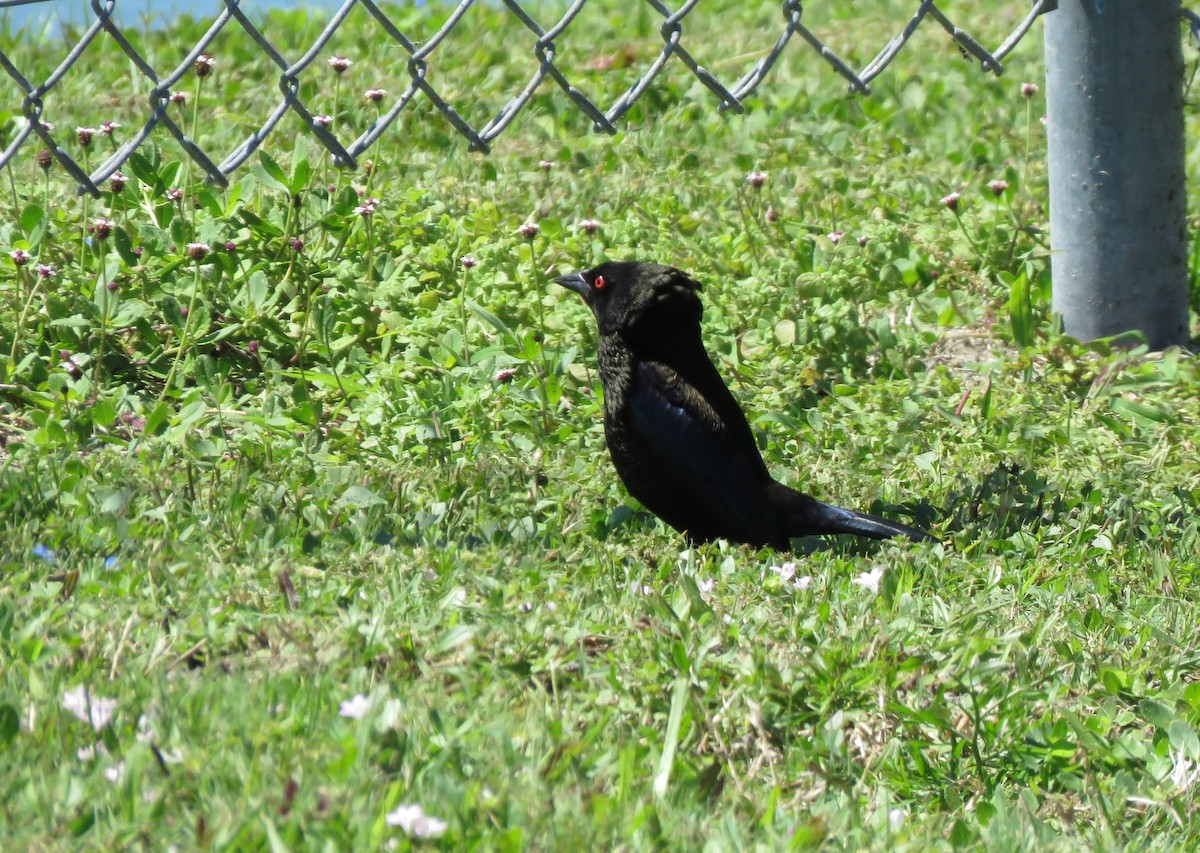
top-left (628, 360), bottom-right (776, 543)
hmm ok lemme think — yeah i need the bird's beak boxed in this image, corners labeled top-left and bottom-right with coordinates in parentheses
top-left (554, 270), bottom-right (590, 300)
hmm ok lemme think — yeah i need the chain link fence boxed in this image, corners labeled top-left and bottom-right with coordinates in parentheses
top-left (2, 0), bottom-right (1052, 196)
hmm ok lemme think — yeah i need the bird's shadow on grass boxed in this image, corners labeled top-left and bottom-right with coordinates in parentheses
top-left (938, 462), bottom-right (1061, 542)
top-left (790, 463), bottom-right (1060, 556)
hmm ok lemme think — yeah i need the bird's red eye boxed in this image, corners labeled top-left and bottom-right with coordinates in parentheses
top-left (594, 275), bottom-right (606, 290)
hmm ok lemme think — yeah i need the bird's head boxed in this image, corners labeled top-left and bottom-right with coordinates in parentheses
top-left (554, 261), bottom-right (702, 336)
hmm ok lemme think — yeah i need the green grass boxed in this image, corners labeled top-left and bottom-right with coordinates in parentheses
top-left (2, 2), bottom-right (1200, 849)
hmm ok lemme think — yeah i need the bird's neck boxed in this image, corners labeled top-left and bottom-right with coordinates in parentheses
top-left (597, 318), bottom-right (709, 397)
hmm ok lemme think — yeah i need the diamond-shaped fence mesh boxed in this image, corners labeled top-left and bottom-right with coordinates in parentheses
top-left (3, 0), bottom-right (1055, 196)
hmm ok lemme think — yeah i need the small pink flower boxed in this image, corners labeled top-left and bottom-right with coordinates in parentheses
top-left (290, 238), bottom-right (304, 252)
top-left (493, 367), bottom-right (517, 384)
top-left (106, 280), bottom-right (119, 292)
top-left (940, 191), bottom-right (961, 211)
top-left (857, 235), bottom-right (868, 247)
top-left (577, 218), bottom-right (601, 235)
top-left (99, 120), bottom-right (120, 135)
top-left (37, 263), bottom-right (55, 278)
top-left (364, 87), bottom-right (387, 103)
top-left (194, 54), bottom-right (215, 78)
top-left (354, 198), bottom-right (379, 217)
top-left (1021, 82), bottom-right (1039, 98)
top-left (167, 188), bottom-right (184, 202)
top-left (769, 562), bottom-right (797, 583)
top-left (169, 91), bottom-right (186, 105)
top-left (90, 218), bottom-right (115, 240)
top-left (827, 230), bottom-right (844, 245)
top-left (538, 159), bottom-right (554, 171)
top-left (746, 170), bottom-right (767, 189)
top-left (247, 340), bottom-right (260, 353)
top-left (185, 242), bottom-right (210, 261)
top-left (9, 249), bottom-right (31, 266)
top-left (108, 172), bottom-right (128, 193)
top-left (224, 241), bottom-right (237, 252)
top-left (313, 114), bottom-right (333, 127)
top-left (36, 149), bottom-right (53, 170)
top-left (328, 55), bottom-right (353, 74)
top-left (460, 255), bottom-right (477, 269)
top-left (517, 221), bottom-right (539, 239)
top-left (764, 205), bottom-right (777, 223)
top-left (339, 693), bottom-right (371, 719)
top-left (988, 179), bottom-right (1009, 196)
top-left (76, 127), bottom-right (96, 147)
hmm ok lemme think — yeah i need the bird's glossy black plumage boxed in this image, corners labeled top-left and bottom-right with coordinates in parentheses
top-left (555, 261), bottom-right (937, 549)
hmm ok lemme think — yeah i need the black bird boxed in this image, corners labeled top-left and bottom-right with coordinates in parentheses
top-left (555, 261), bottom-right (937, 549)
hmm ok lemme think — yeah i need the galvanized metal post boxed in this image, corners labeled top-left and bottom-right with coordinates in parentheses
top-left (1044, 0), bottom-right (1189, 348)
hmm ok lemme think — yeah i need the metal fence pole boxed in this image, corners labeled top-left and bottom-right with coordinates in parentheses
top-left (1044, 0), bottom-right (1189, 349)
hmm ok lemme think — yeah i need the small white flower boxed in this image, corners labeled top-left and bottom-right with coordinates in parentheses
top-left (62, 686), bottom-right (117, 731)
top-left (698, 577), bottom-right (715, 594)
top-left (793, 575), bottom-right (813, 591)
top-left (632, 583), bottom-right (653, 596)
top-left (1170, 746), bottom-right (1200, 793)
top-left (852, 566), bottom-right (885, 595)
top-left (545, 601), bottom-right (558, 611)
top-left (888, 807), bottom-right (906, 830)
top-left (386, 803), bottom-right (448, 839)
top-left (105, 761), bottom-right (125, 783)
top-left (339, 693), bottom-right (372, 719)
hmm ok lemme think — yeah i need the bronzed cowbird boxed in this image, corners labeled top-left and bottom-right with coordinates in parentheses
top-left (555, 261), bottom-right (937, 549)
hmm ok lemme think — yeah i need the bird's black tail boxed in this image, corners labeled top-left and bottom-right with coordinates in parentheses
top-left (769, 483), bottom-right (938, 543)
